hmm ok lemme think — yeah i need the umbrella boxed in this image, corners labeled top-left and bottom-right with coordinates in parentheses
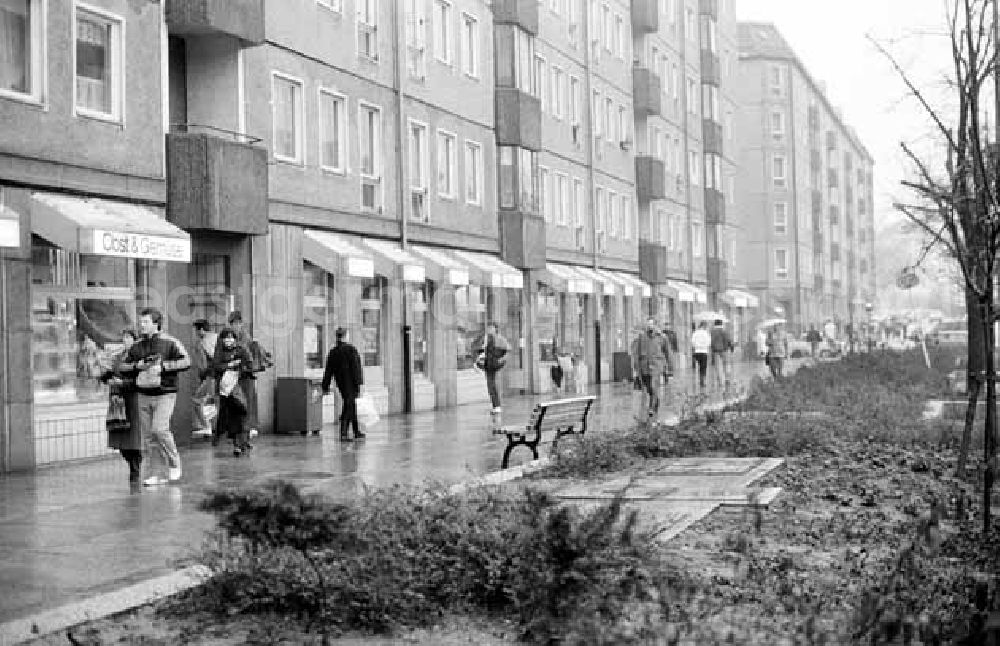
top-left (694, 311), bottom-right (728, 323)
top-left (759, 318), bottom-right (787, 328)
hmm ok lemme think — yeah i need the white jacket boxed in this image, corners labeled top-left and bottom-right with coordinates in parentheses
top-left (691, 329), bottom-right (712, 354)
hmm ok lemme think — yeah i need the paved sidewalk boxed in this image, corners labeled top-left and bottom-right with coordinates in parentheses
top-left (0, 357), bottom-right (802, 639)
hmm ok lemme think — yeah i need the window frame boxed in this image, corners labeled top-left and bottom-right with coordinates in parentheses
top-left (356, 0), bottom-right (379, 61)
top-left (271, 71), bottom-right (306, 165)
top-left (460, 11), bottom-right (478, 78)
top-left (770, 109), bottom-right (785, 140)
top-left (433, 0), bottom-right (452, 65)
top-left (436, 128), bottom-right (458, 199)
top-left (539, 165), bottom-right (552, 223)
top-left (569, 75), bottom-right (581, 125)
top-left (73, 2), bottom-right (125, 124)
top-left (556, 172), bottom-right (569, 226)
top-left (534, 53), bottom-right (547, 111)
top-left (0, 0), bottom-right (46, 105)
top-left (772, 154), bottom-right (787, 188)
top-left (774, 248), bottom-right (789, 279)
top-left (689, 150), bottom-right (700, 186)
top-left (463, 138), bottom-right (483, 206)
top-left (358, 101), bottom-right (384, 211)
top-left (316, 0), bottom-right (343, 13)
top-left (318, 87), bottom-right (348, 174)
top-left (773, 202), bottom-right (788, 235)
top-left (573, 177), bottom-right (584, 227)
top-left (407, 118), bottom-right (430, 221)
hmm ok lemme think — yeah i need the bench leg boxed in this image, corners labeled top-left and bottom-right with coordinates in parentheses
top-left (501, 438), bottom-right (539, 470)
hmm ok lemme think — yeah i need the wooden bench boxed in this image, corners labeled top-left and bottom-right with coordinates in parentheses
top-left (495, 395), bottom-right (597, 469)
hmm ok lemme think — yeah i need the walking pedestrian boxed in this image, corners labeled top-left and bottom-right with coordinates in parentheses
top-left (631, 318), bottom-right (672, 418)
top-left (121, 308), bottom-right (191, 486)
top-left (322, 327), bottom-right (366, 441)
top-left (474, 322), bottom-right (509, 430)
top-left (806, 325), bottom-right (822, 357)
top-left (221, 311), bottom-right (272, 439)
top-left (709, 319), bottom-right (733, 389)
top-left (191, 319), bottom-right (219, 443)
top-left (99, 328), bottom-right (142, 484)
top-left (767, 322), bottom-right (789, 379)
top-left (691, 321), bottom-right (711, 391)
top-left (214, 328), bottom-right (254, 456)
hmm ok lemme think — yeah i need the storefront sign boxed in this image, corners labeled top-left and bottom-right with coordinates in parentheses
top-left (0, 218), bottom-right (20, 248)
top-left (347, 256), bottom-right (375, 278)
top-left (447, 269), bottom-right (470, 286)
top-left (89, 229), bottom-right (191, 262)
top-left (502, 273), bottom-right (523, 289)
top-left (402, 264), bottom-right (426, 283)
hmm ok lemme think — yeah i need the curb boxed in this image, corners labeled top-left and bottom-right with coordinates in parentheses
top-left (0, 565), bottom-right (211, 646)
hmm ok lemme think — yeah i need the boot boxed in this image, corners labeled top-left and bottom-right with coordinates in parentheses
top-left (122, 450), bottom-right (142, 483)
top-left (339, 420), bottom-right (352, 442)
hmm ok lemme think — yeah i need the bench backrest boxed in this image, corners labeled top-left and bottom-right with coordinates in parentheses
top-left (523, 395), bottom-right (596, 436)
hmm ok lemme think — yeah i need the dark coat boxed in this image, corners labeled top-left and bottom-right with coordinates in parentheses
top-left (121, 332), bottom-right (191, 395)
top-left (322, 342), bottom-right (364, 399)
top-left (100, 349), bottom-right (141, 451)
top-left (213, 343), bottom-right (254, 438)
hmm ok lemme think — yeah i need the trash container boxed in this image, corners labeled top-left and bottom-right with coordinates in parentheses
top-left (612, 352), bottom-right (633, 382)
top-left (276, 377), bottom-right (323, 435)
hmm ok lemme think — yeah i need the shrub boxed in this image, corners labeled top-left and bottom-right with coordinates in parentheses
top-left (187, 481), bottom-right (688, 643)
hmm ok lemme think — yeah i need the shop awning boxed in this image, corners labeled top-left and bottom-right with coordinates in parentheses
top-left (364, 239), bottom-right (426, 283)
top-left (592, 268), bottom-right (633, 297)
top-left (0, 202), bottom-right (21, 248)
top-left (452, 250), bottom-right (524, 289)
top-left (31, 192), bottom-right (190, 262)
top-left (723, 289), bottom-right (760, 308)
top-left (668, 280), bottom-right (707, 304)
top-left (409, 245), bottom-right (469, 286)
top-left (574, 266), bottom-right (615, 296)
top-left (303, 229), bottom-right (376, 278)
top-left (544, 263), bottom-right (594, 294)
top-left (615, 272), bottom-right (653, 298)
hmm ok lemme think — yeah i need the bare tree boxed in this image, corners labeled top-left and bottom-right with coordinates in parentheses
top-left (875, 0), bottom-right (999, 534)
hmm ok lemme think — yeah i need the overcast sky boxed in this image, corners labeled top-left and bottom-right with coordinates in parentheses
top-left (735, 0), bottom-right (961, 231)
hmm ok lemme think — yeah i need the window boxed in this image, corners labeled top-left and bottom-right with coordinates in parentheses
top-left (357, 0), bottom-right (378, 60)
top-left (702, 84), bottom-right (719, 121)
top-left (684, 7), bottom-right (695, 39)
top-left (604, 96), bottom-right (614, 142)
top-left (272, 73), bottom-right (304, 164)
top-left (464, 140), bottom-right (482, 205)
top-left (319, 90), bottom-right (347, 172)
top-left (592, 89), bottom-right (602, 137)
top-left (701, 15), bottom-right (718, 53)
top-left (551, 66), bottom-right (564, 119)
top-left (573, 177), bottom-right (584, 226)
top-left (769, 64), bottom-right (786, 97)
top-left (519, 147), bottom-right (538, 212)
top-left (0, 0), bottom-right (43, 101)
top-left (539, 166), bottom-right (551, 222)
top-left (704, 153), bottom-right (722, 190)
top-left (622, 195), bottom-right (632, 240)
top-left (618, 105), bottom-right (629, 145)
top-left (772, 154), bottom-right (786, 188)
top-left (602, 3), bottom-right (611, 52)
top-left (460, 12), bottom-right (478, 77)
top-left (686, 77), bottom-right (698, 115)
top-left (689, 150), bottom-right (700, 186)
top-left (434, 0), bottom-right (452, 64)
top-left (771, 110), bottom-right (785, 140)
top-left (409, 120), bottom-right (429, 220)
top-left (557, 173), bottom-right (569, 225)
top-left (774, 202), bottom-right (788, 235)
top-left (595, 186), bottom-right (604, 231)
top-left (360, 103), bottom-right (383, 210)
top-left (775, 248), bottom-right (789, 278)
top-left (569, 75), bottom-right (581, 124)
top-left (75, 6), bottom-right (123, 120)
top-left (613, 13), bottom-right (624, 59)
top-left (436, 129), bottom-right (457, 198)
top-left (317, 0), bottom-right (343, 12)
top-left (405, 0), bottom-right (428, 78)
top-left (670, 63), bottom-right (679, 100)
top-left (515, 28), bottom-right (534, 94)
top-left (692, 222), bottom-right (703, 257)
top-left (567, 0), bottom-right (579, 41)
top-left (534, 54), bottom-right (546, 110)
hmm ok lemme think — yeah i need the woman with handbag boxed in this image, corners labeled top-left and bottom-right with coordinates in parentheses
top-left (99, 329), bottom-right (143, 484)
top-left (213, 328), bottom-right (255, 456)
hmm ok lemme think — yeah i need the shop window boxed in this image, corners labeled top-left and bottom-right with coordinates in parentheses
top-left (536, 285), bottom-right (559, 362)
top-left (360, 277), bottom-right (383, 367)
top-left (410, 281), bottom-right (430, 375)
top-left (188, 253), bottom-right (231, 328)
top-left (455, 284), bottom-right (486, 369)
top-left (504, 288), bottom-right (523, 371)
top-left (303, 261), bottom-right (336, 374)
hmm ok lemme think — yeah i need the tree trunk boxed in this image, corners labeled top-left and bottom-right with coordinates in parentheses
top-left (983, 289), bottom-right (996, 536)
top-left (959, 286), bottom-right (987, 476)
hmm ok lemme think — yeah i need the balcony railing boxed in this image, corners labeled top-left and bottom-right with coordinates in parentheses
top-left (635, 156), bottom-right (666, 201)
top-left (500, 210), bottom-right (546, 269)
top-left (491, 0), bottom-right (539, 34)
top-left (632, 67), bottom-right (662, 116)
top-left (166, 0), bottom-right (264, 44)
top-left (708, 258), bottom-right (728, 293)
top-left (704, 188), bottom-right (725, 225)
top-left (639, 240), bottom-right (668, 284)
top-left (700, 50), bottom-right (720, 85)
top-left (495, 88), bottom-right (541, 151)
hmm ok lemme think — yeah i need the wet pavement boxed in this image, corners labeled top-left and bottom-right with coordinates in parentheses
top-left (0, 358), bottom-right (798, 630)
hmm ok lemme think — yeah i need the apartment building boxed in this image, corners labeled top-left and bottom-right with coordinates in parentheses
top-left (0, 0), bottom-right (759, 472)
top-left (732, 22), bottom-right (876, 337)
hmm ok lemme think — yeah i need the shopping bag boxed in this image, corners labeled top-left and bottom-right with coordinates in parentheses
top-left (356, 394), bottom-right (380, 428)
top-left (203, 402), bottom-right (218, 423)
top-left (218, 369), bottom-right (239, 397)
top-left (136, 363), bottom-right (162, 389)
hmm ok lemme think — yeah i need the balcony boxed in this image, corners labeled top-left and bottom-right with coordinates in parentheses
top-left (632, 67), bottom-right (662, 116)
top-left (829, 204), bottom-right (840, 225)
top-left (491, 0), bottom-right (539, 35)
top-left (831, 242), bottom-right (841, 262)
top-left (813, 230), bottom-right (823, 249)
top-left (810, 149), bottom-right (822, 168)
top-left (495, 88), bottom-right (541, 151)
top-left (166, 0), bottom-right (264, 44)
top-left (828, 168), bottom-right (839, 188)
top-left (708, 258), bottom-right (728, 293)
top-left (635, 156), bottom-right (666, 201)
top-left (814, 275), bottom-right (825, 291)
top-left (702, 119), bottom-right (723, 155)
top-left (812, 189), bottom-right (822, 216)
top-left (704, 189), bottom-right (725, 225)
top-left (700, 51), bottom-right (720, 85)
top-left (630, 0), bottom-right (659, 34)
top-left (699, 0), bottom-right (719, 18)
top-left (499, 210), bottom-right (546, 269)
top-left (639, 240), bottom-right (668, 284)
top-left (166, 128), bottom-right (268, 234)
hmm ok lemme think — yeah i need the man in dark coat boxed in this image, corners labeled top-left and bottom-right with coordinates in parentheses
top-left (321, 327), bottom-right (365, 441)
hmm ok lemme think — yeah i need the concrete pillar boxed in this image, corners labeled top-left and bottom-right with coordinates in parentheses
top-left (522, 270), bottom-right (539, 394)
top-left (430, 282), bottom-right (458, 408)
top-left (384, 278), bottom-right (404, 413)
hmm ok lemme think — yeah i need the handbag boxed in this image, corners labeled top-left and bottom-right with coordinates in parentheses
top-left (218, 369), bottom-right (240, 396)
top-left (248, 339), bottom-right (274, 373)
top-left (106, 392), bottom-right (130, 434)
top-left (356, 394), bottom-right (380, 428)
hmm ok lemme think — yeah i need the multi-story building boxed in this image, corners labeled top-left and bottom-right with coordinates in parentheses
top-left (732, 22), bottom-right (875, 337)
top-left (0, 0), bottom-right (756, 472)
